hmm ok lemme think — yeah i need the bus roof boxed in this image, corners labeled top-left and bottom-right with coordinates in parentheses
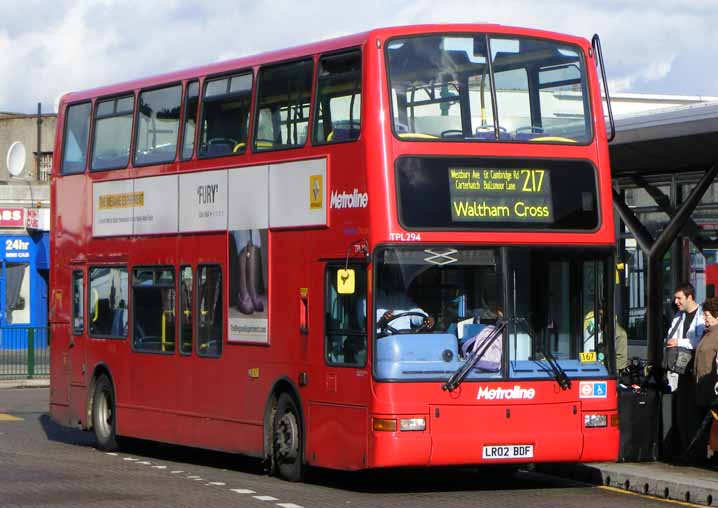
top-left (60, 23), bottom-right (591, 105)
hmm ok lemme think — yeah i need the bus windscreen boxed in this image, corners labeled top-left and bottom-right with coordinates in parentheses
top-left (387, 34), bottom-right (591, 144)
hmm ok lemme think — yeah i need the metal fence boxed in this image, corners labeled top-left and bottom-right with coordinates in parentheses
top-left (0, 326), bottom-right (50, 380)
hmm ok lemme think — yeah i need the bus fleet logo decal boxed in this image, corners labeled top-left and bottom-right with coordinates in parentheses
top-left (477, 385), bottom-right (536, 400)
top-left (579, 381), bottom-right (607, 398)
top-left (330, 188), bottom-right (368, 209)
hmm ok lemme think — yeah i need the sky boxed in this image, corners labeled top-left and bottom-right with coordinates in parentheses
top-left (1, 0), bottom-right (717, 113)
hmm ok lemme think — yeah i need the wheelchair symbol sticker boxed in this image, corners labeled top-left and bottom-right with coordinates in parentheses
top-left (579, 381), bottom-right (607, 398)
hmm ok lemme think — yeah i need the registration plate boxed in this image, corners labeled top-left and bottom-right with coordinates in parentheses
top-left (482, 444), bottom-right (534, 459)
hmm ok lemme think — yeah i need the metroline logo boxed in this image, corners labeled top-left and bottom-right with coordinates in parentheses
top-left (476, 385), bottom-right (536, 400)
top-left (330, 188), bottom-right (368, 209)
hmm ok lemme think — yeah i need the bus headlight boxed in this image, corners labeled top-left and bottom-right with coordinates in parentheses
top-left (399, 418), bottom-right (426, 431)
top-left (584, 414), bottom-right (607, 428)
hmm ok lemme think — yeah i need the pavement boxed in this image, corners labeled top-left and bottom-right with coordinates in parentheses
top-left (2, 381), bottom-right (717, 505)
top-left (540, 461), bottom-right (718, 506)
top-left (0, 378), bottom-right (49, 389)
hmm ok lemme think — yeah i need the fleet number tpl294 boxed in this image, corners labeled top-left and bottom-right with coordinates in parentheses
top-left (482, 444), bottom-right (534, 459)
top-left (390, 232), bottom-right (422, 242)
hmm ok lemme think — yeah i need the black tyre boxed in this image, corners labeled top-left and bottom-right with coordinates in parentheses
top-left (92, 375), bottom-right (119, 451)
top-left (272, 393), bottom-right (304, 482)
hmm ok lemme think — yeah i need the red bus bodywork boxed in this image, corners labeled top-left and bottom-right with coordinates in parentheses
top-left (50, 24), bottom-right (618, 476)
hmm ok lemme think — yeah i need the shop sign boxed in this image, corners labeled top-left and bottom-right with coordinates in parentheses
top-left (0, 208), bottom-right (25, 228)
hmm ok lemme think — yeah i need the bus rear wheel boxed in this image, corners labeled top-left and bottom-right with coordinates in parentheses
top-left (272, 393), bottom-right (304, 482)
top-left (92, 375), bottom-right (119, 451)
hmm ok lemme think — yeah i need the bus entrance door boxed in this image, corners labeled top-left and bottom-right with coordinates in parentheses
top-left (306, 263), bottom-right (369, 469)
top-left (49, 288), bottom-right (70, 409)
top-left (50, 266), bottom-right (85, 425)
top-left (68, 267), bottom-right (87, 411)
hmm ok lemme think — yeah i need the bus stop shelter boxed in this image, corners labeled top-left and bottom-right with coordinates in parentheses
top-left (610, 102), bottom-right (718, 456)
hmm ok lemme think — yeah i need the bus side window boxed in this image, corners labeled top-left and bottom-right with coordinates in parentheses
top-left (181, 81), bottom-right (199, 161)
top-left (325, 265), bottom-right (367, 366)
top-left (88, 266), bottom-right (128, 338)
top-left (254, 59), bottom-right (313, 151)
top-left (61, 102), bottom-right (91, 175)
top-left (313, 50), bottom-right (361, 145)
top-left (72, 270), bottom-right (84, 335)
top-left (180, 265), bottom-right (193, 354)
top-left (132, 267), bottom-right (176, 353)
top-left (197, 265), bottom-right (222, 357)
top-left (198, 73), bottom-right (252, 158)
top-left (134, 85), bottom-right (182, 166)
top-left (91, 95), bottom-right (135, 171)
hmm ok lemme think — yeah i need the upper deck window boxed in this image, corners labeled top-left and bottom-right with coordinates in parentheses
top-left (199, 73), bottom-right (252, 158)
top-left (386, 34), bottom-right (591, 144)
top-left (254, 59), bottom-right (313, 152)
top-left (313, 50), bottom-right (362, 145)
top-left (134, 85), bottom-right (182, 166)
top-left (61, 102), bottom-right (91, 175)
top-left (91, 95), bottom-right (135, 171)
top-left (181, 81), bottom-right (199, 160)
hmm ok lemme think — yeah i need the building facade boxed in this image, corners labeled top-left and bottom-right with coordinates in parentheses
top-left (0, 111), bottom-right (53, 347)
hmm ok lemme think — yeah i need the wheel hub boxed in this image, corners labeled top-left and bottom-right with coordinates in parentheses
top-left (275, 412), bottom-right (299, 461)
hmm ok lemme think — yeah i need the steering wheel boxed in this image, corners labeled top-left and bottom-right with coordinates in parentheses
top-left (377, 311), bottom-right (435, 337)
top-left (440, 129), bottom-right (464, 138)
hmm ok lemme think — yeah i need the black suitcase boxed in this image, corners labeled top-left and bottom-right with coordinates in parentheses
top-left (618, 386), bottom-right (659, 462)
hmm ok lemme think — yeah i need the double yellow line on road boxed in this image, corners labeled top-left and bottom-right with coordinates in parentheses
top-left (0, 412), bottom-right (22, 421)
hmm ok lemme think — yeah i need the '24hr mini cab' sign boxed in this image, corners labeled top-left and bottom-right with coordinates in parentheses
top-left (3, 237), bottom-right (31, 260)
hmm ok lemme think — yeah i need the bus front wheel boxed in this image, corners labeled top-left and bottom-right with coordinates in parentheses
top-left (92, 375), bottom-right (119, 451)
top-left (272, 393), bottom-right (304, 482)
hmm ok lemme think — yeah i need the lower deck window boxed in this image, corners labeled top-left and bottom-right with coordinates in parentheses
top-left (197, 265), bottom-right (222, 356)
top-left (89, 266), bottom-right (128, 337)
top-left (132, 267), bottom-right (176, 353)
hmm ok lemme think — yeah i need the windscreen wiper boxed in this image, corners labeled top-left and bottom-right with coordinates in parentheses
top-left (517, 317), bottom-right (571, 391)
top-left (442, 320), bottom-right (507, 392)
top-left (537, 343), bottom-right (571, 390)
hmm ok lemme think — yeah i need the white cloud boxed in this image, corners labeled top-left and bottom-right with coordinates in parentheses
top-left (0, 0), bottom-right (716, 113)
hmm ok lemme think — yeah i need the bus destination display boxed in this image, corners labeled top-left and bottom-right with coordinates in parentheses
top-left (448, 167), bottom-right (554, 223)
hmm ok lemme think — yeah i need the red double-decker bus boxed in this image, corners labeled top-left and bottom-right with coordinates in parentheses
top-left (50, 24), bottom-right (618, 481)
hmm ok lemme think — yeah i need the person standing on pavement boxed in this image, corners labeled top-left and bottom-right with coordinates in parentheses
top-left (666, 282), bottom-right (705, 457)
top-left (692, 298), bottom-right (718, 464)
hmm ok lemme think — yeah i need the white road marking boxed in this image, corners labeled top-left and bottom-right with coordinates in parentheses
top-left (104, 446), bottom-right (306, 508)
top-left (231, 489), bottom-right (256, 494)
